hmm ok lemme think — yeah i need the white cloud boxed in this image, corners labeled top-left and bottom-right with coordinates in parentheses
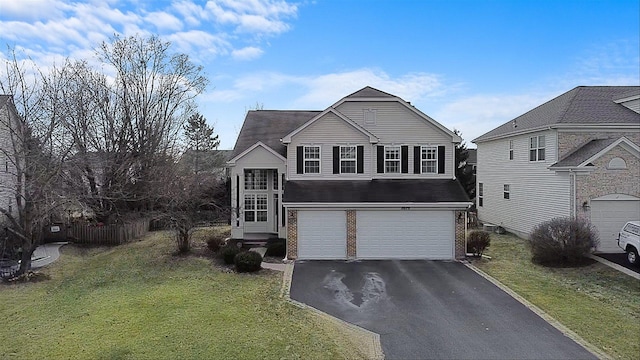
top-left (144, 11), bottom-right (183, 32)
top-left (0, 0), bottom-right (66, 21)
top-left (231, 46), bottom-right (264, 60)
top-left (205, 0), bottom-right (297, 35)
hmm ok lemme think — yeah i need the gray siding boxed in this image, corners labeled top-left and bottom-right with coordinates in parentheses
top-left (620, 98), bottom-right (640, 113)
top-left (476, 129), bottom-right (571, 236)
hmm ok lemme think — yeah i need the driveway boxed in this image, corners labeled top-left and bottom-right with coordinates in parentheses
top-left (290, 260), bottom-right (596, 360)
top-left (595, 253), bottom-right (640, 274)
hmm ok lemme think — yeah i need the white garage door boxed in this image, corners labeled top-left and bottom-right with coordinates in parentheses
top-left (297, 210), bottom-right (346, 259)
top-left (591, 194), bottom-right (640, 253)
top-left (356, 210), bottom-right (454, 259)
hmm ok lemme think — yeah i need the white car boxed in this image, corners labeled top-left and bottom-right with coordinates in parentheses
top-left (618, 221), bottom-right (640, 266)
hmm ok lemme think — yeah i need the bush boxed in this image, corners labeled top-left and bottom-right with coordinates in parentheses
top-left (528, 217), bottom-right (599, 266)
top-left (265, 238), bottom-right (286, 257)
top-left (234, 251), bottom-right (263, 273)
top-left (206, 235), bottom-right (226, 252)
top-left (220, 245), bottom-right (242, 265)
top-left (467, 230), bottom-right (491, 257)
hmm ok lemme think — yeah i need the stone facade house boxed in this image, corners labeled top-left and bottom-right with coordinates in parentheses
top-left (473, 86), bottom-right (640, 252)
top-left (227, 87), bottom-right (471, 260)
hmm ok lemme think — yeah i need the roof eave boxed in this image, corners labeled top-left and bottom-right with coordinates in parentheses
top-left (282, 202), bottom-right (473, 209)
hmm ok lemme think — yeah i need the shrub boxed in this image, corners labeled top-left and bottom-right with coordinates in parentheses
top-left (467, 230), bottom-right (491, 256)
top-left (220, 245), bottom-right (242, 265)
top-left (265, 238), bottom-right (286, 257)
top-left (234, 251), bottom-right (263, 273)
top-left (527, 217), bottom-right (599, 266)
top-left (206, 235), bottom-right (226, 252)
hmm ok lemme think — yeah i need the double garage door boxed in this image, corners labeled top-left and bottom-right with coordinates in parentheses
top-left (297, 210), bottom-right (454, 260)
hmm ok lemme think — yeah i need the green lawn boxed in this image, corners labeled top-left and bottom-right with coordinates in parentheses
top-left (0, 229), bottom-right (367, 360)
top-left (471, 232), bottom-right (640, 360)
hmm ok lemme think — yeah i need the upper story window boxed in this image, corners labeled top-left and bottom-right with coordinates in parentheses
top-left (529, 135), bottom-right (546, 161)
top-left (244, 169), bottom-right (267, 190)
top-left (421, 146), bottom-right (437, 173)
top-left (608, 157), bottom-right (627, 169)
top-left (304, 146), bottom-right (320, 174)
top-left (385, 146), bottom-right (401, 173)
top-left (364, 109), bottom-right (376, 125)
top-left (340, 146), bottom-right (357, 174)
top-left (503, 184), bottom-right (510, 199)
top-left (478, 183), bottom-right (484, 207)
top-left (509, 140), bottom-right (514, 160)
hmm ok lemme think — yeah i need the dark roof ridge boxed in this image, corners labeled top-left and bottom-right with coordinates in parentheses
top-left (556, 87), bottom-right (581, 124)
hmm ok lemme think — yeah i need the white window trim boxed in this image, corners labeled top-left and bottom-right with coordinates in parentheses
top-left (340, 145), bottom-right (357, 174)
top-left (384, 145), bottom-right (401, 174)
top-left (244, 169), bottom-right (267, 190)
top-left (509, 140), bottom-right (513, 160)
top-left (244, 193), bottom-right (268, 222)
top-left (503, 184), bottom-right (510, 199)
top-left (478, 183), bottom-right (484, 207)
top-left (529, 135), bottom-right (546, 162)
top-left (303, 145), bottom-right (321, 174)
top-left (421, 145), bottom-right (438, 174)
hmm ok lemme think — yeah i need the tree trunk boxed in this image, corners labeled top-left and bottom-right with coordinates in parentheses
top-left (17, 241), bottom-right (34, 276)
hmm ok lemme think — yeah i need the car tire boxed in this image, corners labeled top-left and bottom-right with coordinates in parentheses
top-left (627, 248), bottom-right (639, 266)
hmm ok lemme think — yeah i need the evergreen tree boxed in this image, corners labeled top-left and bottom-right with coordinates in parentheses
top-left (454, 129), bottom-right (476, 200)
top-left (183, 113), bottom-right (220, 175)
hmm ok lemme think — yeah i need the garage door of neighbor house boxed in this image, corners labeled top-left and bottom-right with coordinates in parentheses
top-left (297, 210), bottom-right (347, 259)
top-left (356, 210), bottom-right (454, 259)
top-left (591, 194), bottom-right (640, 253)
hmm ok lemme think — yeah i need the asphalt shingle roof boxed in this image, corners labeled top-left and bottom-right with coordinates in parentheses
top-left (283, 179), bottom-right (470, 203)
top-left (343, 86), bottom-right (396, 99)
top-left (473, 86), bottom-right (640, 143)
top-left (230, 110), bottom-right (320, 159)
top-left (550, 138), bottom-right (618, 168)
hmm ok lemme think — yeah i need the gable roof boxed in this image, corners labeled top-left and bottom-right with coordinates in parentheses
top-left (473, 86), bottom-right (640, 143)
top-left (230, 110), bottom-right (320, 159)
top-left (343, 86), bottom-right (396, 99)
top-left (281, 108), bottom-right (379, 144)
top-left (466, 149), bottom-right (477, 165)
top-left (550, 136), bottom-right (640, 169)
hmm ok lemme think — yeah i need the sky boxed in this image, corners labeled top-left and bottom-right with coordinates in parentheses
top-left (0, 0), bottom-right (638, 149)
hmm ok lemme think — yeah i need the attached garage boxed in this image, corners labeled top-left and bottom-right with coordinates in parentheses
top-left (356, 210), bottom-right (454, 259)
top-left (590, 194), bottom-right (640, 253)
top-left (297, 210), bottom-right (347, 259)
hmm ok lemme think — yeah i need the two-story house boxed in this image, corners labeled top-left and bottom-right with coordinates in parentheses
top-left (227, 87), bottom-right (471, 260)
top-left (473, 86), bottom-right (640, 253)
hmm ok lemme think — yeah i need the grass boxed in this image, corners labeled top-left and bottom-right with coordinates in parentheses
top-left (0, 228), bottom-right (367, 360)
top-left (471, 232), bottom-right (640, 360)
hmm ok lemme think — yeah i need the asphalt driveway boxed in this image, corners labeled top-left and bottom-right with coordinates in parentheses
top-left (290, 260), bottom-right (596, 360)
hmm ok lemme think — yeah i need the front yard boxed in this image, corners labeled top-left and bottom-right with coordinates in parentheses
top-left (472, 232), bottom-right (640, 360)
top-left (0, 229), bottom-right (367, 360)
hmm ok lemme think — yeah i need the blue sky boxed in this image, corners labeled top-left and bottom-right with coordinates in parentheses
top-left (1, 0), bottom-right (638, 149)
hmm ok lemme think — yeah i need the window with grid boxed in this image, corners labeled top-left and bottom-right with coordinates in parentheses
top-left (421, 146), bottom-right (437, 173)
top-left (478, 183), bottom-right (484, 207)
top-left (385, 146), bottom-right (401, 173)
top-left (529, 135), bottom-right (545, 161)
top-left (244, 169), bottom-right (267, 190)
top-left (509, 140), bottom-right (513, 160)
top-left (304, 146), bottom-right (320, 174)
top-left (340, 146), bottom-right (357, 173)
top-left (244, 194), bottom-right (268, 222)
top-left (503, 184), bottom-right (510, 199)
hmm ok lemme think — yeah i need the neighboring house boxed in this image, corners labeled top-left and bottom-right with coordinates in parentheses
top-left (473, 86), bottom-right (640, 253)
top-left (466, 148), bottom-right (477, 175)
top-left (0, 95), bottom-right (20, 223)
top-left (227, 87), bottom-right (471, 260)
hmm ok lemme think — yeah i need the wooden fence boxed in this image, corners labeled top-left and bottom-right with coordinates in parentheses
top-left (67, 219), bottom-right (150, 246)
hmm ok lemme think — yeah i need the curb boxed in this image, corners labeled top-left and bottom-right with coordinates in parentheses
top-left (280, 262), bottom-right (384, 360)
top-left (464, 262), bottom-right (611, 360)
top-left (588, 254), bottom-right (640, 280)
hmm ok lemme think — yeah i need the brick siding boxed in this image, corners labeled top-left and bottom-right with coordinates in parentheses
top-left (286, 210), bottom-right (298, 259)
top-left (346, 210), bottom-right (357, 258)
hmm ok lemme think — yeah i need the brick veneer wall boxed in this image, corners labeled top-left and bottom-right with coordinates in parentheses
top-left (558, 132), bottom-right (640, 159)
top-left (286, 210), bottom-right (298, 259)
top-left (346, 210), bottom-right (356, 258)
top-left (455, 210), bottom-right (466, 259)
top-left (576, 145), bottom-right (640, 220)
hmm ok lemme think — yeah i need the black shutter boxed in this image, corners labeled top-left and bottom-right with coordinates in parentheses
top-left (357, 146), bottom-right (364, 174)
top-left (401, 146), bottom-right (408, 173)
top-left (296, 146), bottom-right (303, 174)
top-left (333, 146), bottom-right (340, 174)
top-left (414, 146), bottom-right (421, 174)
top-left (235, 175), bottom-right (240, 226)
top-left (438, 145), bottom-right (445, 174)
top-left (377, 146), bottom-right (384, 173)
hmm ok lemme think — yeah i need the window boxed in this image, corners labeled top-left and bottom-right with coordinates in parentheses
top-left (340, 146), bottom-right (357, 173)
top-left (509, 140), bottom-right (513, 160)
top-left (273, 171), bottom-right (278, 190)
top-left (608, 157), bottom-right (627, 169)
top-left (421, 146), bottom-right (437, 173)
top-left (304, 146), bottom-right (320, 174)
top-left (244, 169), bottom-right (267, 190)
top-left (478, 183), bottom-right (484, 207)
top-left (364, 109), bottom-right (376, 125)
top-left (244, 194), bottom-right (267, 222)
top-left (385, 146), bottom-right (401, 173)
top-left (529, 135), bottom-right (546, 161)
top-left (503, 184), bottom-right (510, 199)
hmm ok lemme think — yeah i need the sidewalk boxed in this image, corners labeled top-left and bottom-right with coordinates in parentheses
top-left (249, 247), bottom-right (287, 272)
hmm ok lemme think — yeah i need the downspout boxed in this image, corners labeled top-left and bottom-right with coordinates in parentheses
top-left (569, 169), bottom-right (576, 218)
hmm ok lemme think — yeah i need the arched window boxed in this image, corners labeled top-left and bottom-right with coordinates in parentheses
top-left (608, 157), bottom-right (626, 169)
